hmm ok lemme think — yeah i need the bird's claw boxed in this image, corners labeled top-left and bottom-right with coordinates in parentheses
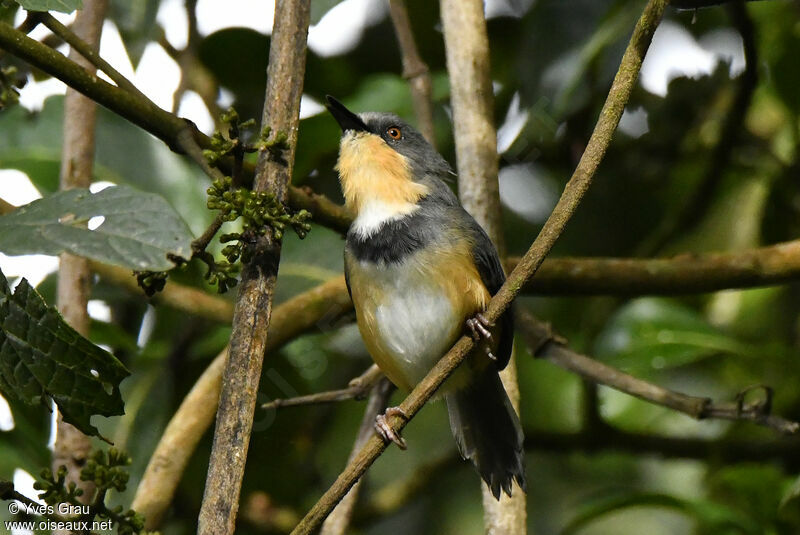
top-left (374, 407), bottom-right (408, 450)
top-left (466, 313), bottom-right (493, 341)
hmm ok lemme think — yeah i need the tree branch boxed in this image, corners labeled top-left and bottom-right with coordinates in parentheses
top-left (320, 378), bottom-right (394, 535)
top-left (262, 365), bottom-right (382, 411)
top-left (0, 19), bottom-right (351, 233)
top-left (516, 309), bottom-right (800, 434)
top-left (290, 1), bottom-right (667, 532)
top-left (388, 0), bottom-right (435, 145)
top-left (511, 239), bottom-right (800, 296)
top-left (53, 4), bottom-right (107, 531)
top-left (197, 1), bottom-right (311, 531)
top-left (133, 275), bottom-right (351, 529)
top-left (39, 12), bottom-right (142, 97)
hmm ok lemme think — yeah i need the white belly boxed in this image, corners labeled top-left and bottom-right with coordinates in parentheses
top-left (352, 259), bottom-right (462, 390)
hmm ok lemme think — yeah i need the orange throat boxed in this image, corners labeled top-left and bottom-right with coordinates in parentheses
top-left (336, 132), bottom-right (428, 219)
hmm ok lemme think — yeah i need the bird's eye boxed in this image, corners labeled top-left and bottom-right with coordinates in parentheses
top-left (386, 126), bottom-right (402, 140)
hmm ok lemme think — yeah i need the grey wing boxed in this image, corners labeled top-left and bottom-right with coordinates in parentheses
top-left (466, 217), bottom-right (515, 371)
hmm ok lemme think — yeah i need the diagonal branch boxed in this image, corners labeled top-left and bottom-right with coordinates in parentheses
top-left (517, 309), bottom-right (799, 434)
top-left (39, 12), bottom-right (143, 97)
top-left (290, 1), bottom-right (668, 532)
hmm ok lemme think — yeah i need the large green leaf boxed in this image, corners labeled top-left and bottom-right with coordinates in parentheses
top-left (0, 96), bottom-right (212, 236)
top-left (0, 185), bottom-right (194, 271)
top-left (0, 268), bottom-right (129, 438)
top-left (14, 0), bottom-right (82, 13)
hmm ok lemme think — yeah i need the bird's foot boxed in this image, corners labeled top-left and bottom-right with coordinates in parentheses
top-left (466, 313), bottom-right (497, 361)
top-left (466, 313), bottom-right (492, 341)
top-left (374, 406), bottom-right (408, 450)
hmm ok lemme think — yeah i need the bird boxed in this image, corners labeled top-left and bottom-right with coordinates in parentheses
top-left (326, 95), bottom-right (526, 499)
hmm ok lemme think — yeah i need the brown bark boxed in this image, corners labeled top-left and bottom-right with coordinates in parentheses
top-left (196, 2), bottom-right (311, 532)
top-left (53, 4), bottom-right (107, 534)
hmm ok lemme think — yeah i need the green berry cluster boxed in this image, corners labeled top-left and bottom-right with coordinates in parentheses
top-left (207, 176), bottom-right (312, 241)
top-left (32, 448), bottom-right (148, 534)
top-left (135, 270), bottom-right (168, 296)
top-left (201, 107), bottom-right (289, 166)
top-left (198, 250), bottom-right (240, 294)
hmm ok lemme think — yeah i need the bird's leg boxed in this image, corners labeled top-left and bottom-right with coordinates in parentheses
top-left (465, 313), bottom-right (497, 361)
top-left (374, 406), bottom-right (408, 450)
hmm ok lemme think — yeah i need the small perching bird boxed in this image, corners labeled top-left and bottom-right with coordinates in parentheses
top-left (326, 96), bottom-right (526, 499)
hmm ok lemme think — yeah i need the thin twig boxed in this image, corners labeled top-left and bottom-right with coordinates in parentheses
top-left (197, 1), bottom-right (311, 532)
top-left (262, 365), bottom-right (382, 411)
top-left (321, 378), bottom-right (394, 535)
top-left (133, 276), bottom-right (351, 530)
top-left (517, 309), bottom-right (800, 435)
top-left (388, 0), bottom-right (435, 145)
top-left (39, 12), bottom-right (144, 98)
top-left (290, 2), bottom-right (667, 532)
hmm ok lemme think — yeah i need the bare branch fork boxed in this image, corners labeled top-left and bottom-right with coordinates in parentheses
top-left (290, 1), bottom-right (669, 532)
top-left (516, 310), bottom-right (800, 435)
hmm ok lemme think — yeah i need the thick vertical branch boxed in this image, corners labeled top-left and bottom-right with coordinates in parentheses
top-left (388, 0), bottom-right (435, 145)
top-left (320, 379), bottom-right (394, 535)
top-left (440, 0), bottom-right (523, 531)
top-left (53, 4), bottom-right (107, 534)
top-left (196, 1), bottom-right (311, 534)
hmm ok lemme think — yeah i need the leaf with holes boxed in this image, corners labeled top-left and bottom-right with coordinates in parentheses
top-left (0, 268), bottom-right (129, 438)
top-left (14, 0), bottom-right (82, 13)
top-left (0, 185), bottom-right (194, 271)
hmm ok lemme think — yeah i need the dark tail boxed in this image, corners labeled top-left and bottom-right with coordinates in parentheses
top-left (445, 369), bottom-right (526, 499)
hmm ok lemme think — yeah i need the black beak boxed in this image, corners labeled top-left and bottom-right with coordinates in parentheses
top-left (326, 95), bottom-right (370, 133)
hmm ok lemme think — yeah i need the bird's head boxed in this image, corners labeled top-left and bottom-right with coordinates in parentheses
top-left (326, 96), bottom-right (451, 218)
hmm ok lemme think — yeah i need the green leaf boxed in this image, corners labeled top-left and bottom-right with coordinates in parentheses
top-left (0, 268), bottom-right (129, 438)
top-left (108, 0), bottom-right (161, 66)
top-left (14, 0), bottom-right (82, 13)
top-left (0, 185), bottom-right (195, 271)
